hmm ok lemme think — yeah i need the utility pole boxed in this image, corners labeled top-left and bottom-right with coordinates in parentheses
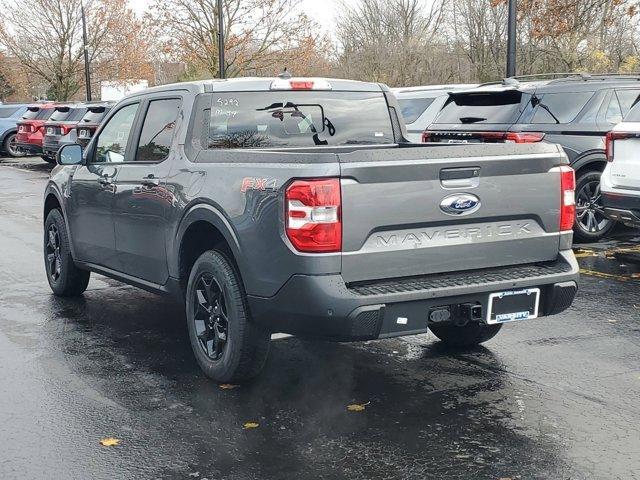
top-left (81, 0), bottom-right (92, 100)
top-left (217, 0), bottom-right (225, 79)
top-left (506, 0), bottom-right (517, 78)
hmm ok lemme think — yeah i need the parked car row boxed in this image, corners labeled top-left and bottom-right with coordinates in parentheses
top-left (1, 101), bottom-right (114, 162)
top-left (397, 73), bottom-right (640, 242)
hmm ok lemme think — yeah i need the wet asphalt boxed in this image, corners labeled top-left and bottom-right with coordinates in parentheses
top-left (0, 157), bottom-right (639, 480)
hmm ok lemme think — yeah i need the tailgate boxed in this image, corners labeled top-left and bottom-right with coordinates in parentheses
top-left (609, 131), bottom-right (640, 190)
top-left (339, 143), bottom-right (567, 284)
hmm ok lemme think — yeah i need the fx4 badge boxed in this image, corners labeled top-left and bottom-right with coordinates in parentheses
top-left (440, 193), bottom-right (481, 216)
top-left (240, 177), bottom-right (278, 193)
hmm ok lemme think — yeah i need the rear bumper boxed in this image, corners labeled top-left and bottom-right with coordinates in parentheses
top-left (248, 250), bottom-right (579, 341)
top-left (43, 140), bottom-right (68, 158)
top-left (602, 192), bottom-right (640, 228)
top-left (15, 142), bottom-right (42, 155)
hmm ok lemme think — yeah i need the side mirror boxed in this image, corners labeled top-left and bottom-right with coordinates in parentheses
top-left (57, 144), bottom-right (83, 166)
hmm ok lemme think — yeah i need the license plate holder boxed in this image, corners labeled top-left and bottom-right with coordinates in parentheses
top-left (486, 288), bottom-right (540, 324)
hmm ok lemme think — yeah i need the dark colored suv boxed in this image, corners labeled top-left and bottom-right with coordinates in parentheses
top-left (42, 104), bottom-right (88, 160)
top-left (423, 74), bottom-right (640, 242)
top-left (74, 102), bottom-right (114, 147)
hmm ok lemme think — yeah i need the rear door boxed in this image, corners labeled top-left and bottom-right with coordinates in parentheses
top-left (112, 96), bottom-right (182, 284)
top-left (339, 143), bottom-right (565, 283)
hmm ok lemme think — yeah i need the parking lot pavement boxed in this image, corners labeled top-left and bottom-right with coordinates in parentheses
top-left (1, 156), bottom-right (639, 480)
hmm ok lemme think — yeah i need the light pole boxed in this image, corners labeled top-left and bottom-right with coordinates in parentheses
top-left (81, 0), bottom-right (92, 100)
top-left (507, 0), bottom-right (518, 77)
top-left (506, 0), bottom-right (517, 78)
top-left (217, 0), bottom-right (225, 79)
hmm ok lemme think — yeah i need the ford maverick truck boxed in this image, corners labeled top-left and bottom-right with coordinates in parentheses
top-left (44, 77), bottom-right (579, 382)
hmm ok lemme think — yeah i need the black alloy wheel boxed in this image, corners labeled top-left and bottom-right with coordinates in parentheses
top-left (574, 171), bottom-right (614, 242)
top-left (192, 273), bottom-right (229, 361)
top-left (45, 223), bottom-right (62, 282)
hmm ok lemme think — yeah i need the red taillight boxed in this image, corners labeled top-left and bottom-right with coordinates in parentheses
top-left (605, 131), bottom-right (635, 162)
top-left (61, 125), bottom-right (73, 135)
top-left (421, 131), bottom-right (545, 143)
top-left (478, 132), bottom-right (545, 143)
top-left (556, 165), bottom-right (576, 231)
top-left (505, 132), bottom-right (545, 143)
top-left (285, 178), bottom-right (341, 253)
top-left (289, 80), bottom-right (314, 90)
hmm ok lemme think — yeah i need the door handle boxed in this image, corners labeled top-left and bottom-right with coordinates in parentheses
top-left (141, 174), bottom-right (159, 187)
top-left (440, 167), bottom-right (480, 189)
top-left (98, 176), bottom-right (113, 186)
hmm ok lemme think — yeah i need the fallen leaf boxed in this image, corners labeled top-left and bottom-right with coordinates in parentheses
top-left (347, 401), bottom-right (371, 412)
top-left (219, 384), bottom-right (239, 390)
top-left (99, 437), bottom-right (120, 447)
top-left (243, 422), bottom-right (259, 429)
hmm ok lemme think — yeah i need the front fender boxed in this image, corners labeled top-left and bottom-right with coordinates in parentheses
top-left (43, 180), bottom-right (79, 260)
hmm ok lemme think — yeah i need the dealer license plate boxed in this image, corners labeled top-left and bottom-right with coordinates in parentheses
top-left (486, 288), bottom-right (540, 324)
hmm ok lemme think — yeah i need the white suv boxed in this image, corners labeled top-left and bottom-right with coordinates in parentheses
top-left (601, 103), bottom-right (640, 228)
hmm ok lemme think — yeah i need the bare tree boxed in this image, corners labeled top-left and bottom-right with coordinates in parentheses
top-left (334, 0), bottom-right (446, 86)
top-left (0, 0), bottom-right (153, 100)
top-left (149, 0), bottom-right (329, 78)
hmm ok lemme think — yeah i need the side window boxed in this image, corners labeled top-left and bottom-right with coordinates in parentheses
top-left (605, 93), bottom-right (623, 124)
top-left (530, 92), bottom-right (594, 124)
top-left (94, 103), bottom-right (139, 163)
top-left (135, 98), bottom-right (181, 162)
top-left (616, 89), bottom-right (640, 118)
top-left (0, 107), bottom-right (19, 118)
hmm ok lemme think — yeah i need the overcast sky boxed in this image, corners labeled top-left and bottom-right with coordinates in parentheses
top-left (129, 0), bottom-right (349, 34)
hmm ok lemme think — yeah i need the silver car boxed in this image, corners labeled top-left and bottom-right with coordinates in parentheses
top-left (601, 102), bottom-right (640, 227)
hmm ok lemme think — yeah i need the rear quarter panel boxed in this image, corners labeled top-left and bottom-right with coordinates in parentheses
top-left (167, 149), bottom-right (342, 297)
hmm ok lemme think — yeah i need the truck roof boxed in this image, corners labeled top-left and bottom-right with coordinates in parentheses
top-left (124, 77), bottom-right (388, 99)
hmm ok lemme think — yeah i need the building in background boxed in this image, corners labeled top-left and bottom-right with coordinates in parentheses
top-left (100, 80), bottom-right (149, 101)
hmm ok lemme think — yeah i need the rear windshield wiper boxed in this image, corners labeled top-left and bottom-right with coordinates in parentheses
top-left (531, 96), bottom-right (560, 124)
top-left (459, 116), bottom-right (486, 124)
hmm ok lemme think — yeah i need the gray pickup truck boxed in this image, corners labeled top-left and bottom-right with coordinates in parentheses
top-left (44, 76), bottom-right (579, 382)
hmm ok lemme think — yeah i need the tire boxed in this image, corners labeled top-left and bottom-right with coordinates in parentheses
top-left (573, 170), bottom-right (615, 243)
top-left (44, 209), bottom-right (90, 296)
top-left (41, 155), bottom-right (56, 164)
top-left (186, 250), bottom-right (270, 383)
top-left (429, 322), bottom-right (502, 348)
top-left (3, 133), bottom-right (25, 158)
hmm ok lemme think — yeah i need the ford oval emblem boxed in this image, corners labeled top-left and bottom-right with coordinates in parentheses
top-left (440, 193), bottom-right (481, 216)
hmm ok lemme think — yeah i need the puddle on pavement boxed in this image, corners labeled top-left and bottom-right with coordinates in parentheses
top-left (575, 239), bottom-right (640, 282)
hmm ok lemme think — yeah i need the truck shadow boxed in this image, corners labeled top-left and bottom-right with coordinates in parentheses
top-left (38, 284), bottom-right (570, 479)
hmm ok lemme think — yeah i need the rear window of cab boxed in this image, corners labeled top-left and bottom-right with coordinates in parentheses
top-left (207, 91), bottom-right (394, 149)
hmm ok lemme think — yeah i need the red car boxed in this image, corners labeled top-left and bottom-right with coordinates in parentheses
top-left (15, 103), bottom-right (56, 161)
